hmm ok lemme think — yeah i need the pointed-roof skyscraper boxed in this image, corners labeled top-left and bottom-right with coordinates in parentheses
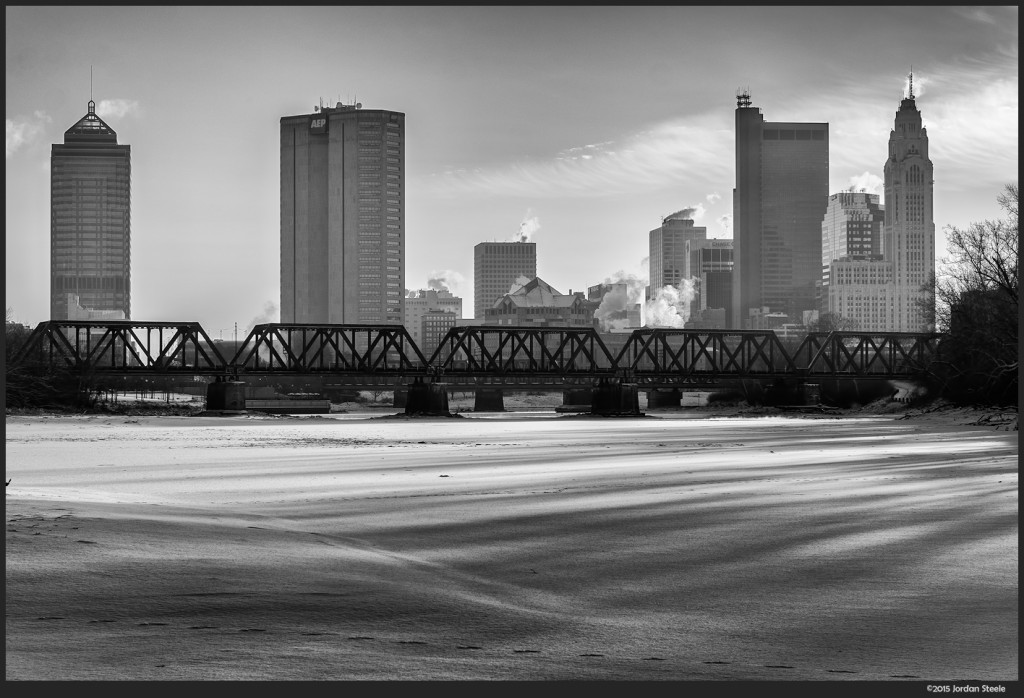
top-left (50, 99), bottom-right (132, 320)
top-left (882, 71), bottom-right (935, 331)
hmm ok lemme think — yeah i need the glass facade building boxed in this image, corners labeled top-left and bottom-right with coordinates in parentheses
top-left (732, 92), bottom-right (828, 329)
top-left (648, 216), bottom-right (707, 300)
top-left (50, 100), bottom-right (131, 320)
top-left (280, 102), bottom-right (405, 324)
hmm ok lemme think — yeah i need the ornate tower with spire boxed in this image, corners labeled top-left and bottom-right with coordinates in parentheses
top-left (50, 99), bottom-right (132, 320)
top-left (882, 71), bottom-right (935, 331)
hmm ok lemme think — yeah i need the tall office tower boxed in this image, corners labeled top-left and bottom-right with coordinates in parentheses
top-left (648, 214), bottom-right (707, 296)
top-left (821, 192), bottom-right (885, 280)
top-left (473, 241), bottom-right (537, 320)
top-left (883, 74), bottom-right (935, 331)
top-left (50, 100), bottom-right (131, 320)
top-left (820, 192), bottom-right (889, 330)
top-left (732, 90), bottom-right (828, 329)
top-left (280, 101), bottom-right (405, 324)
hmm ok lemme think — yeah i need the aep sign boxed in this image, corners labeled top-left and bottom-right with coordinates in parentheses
top-left (310, 115), bottom-right (329, 134)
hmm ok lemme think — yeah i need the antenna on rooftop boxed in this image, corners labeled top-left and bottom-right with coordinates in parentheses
top-left (90, 65), bottom-right (93, 101)
top-left (908, 66), bottom-right (914, 99)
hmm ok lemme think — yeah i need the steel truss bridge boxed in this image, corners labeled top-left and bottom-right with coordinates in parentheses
top-left (11, 321), bottom-right (946, 389)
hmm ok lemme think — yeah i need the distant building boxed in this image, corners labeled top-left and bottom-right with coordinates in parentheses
top-left (404, 288), bottom-right (463, 348)
top-left (732, 90), bottom-right (828, 328)
top-left (421, 310), bottom-right (459, 358)
top-left (50, 100), bottom-right (131, 320)
top-left (648, 215), bottom-right (706, 300)
top-left (820, 192), bottom-right (888, 331)
top-left (473, 241), bottom-right (537, 319)
top-left (685, 238), bottom-right (734, 325)
top-left (280, 101), bottom-right (405, 324)
top-left (484, 277), bottom-right (594, 327)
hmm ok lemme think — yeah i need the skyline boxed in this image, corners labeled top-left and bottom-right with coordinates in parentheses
top-left (6, 5), bottom-right (1019, 334)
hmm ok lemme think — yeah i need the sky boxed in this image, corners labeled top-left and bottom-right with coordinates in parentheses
top-left (5, 5), bottom-right (1019, 334)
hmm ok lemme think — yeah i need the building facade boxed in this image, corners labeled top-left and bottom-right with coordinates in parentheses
top-left (473, 241), bottom-right (537, 320)
top-left (685, 238), bottom-right (734, 324)
top-left (820, 191), bottom-right (888, 330)
top-left (882, 76), bottom-right (935, 331)
top-left (732, 91), bottom-right (828, 329)
top-left (648, 215), bottom-right (707, 299)
top-left (50, 100), bottom-right (131, 320)
top-left (484, 277), bottom-right (594, 327)
top-left (403, 288), bottom-right (463, 348)
top-left (280, 101), bottom-right (405, 325)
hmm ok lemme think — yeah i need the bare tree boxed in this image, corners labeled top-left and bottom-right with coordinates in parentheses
top-left (931, 183), bottom-right (1018, 405)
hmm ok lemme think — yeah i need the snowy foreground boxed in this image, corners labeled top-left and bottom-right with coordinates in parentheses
top-left (5, 408), bottom-right (1018, 682)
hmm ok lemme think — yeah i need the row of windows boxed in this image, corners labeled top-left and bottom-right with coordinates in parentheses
top-left (763, 129), bottom-right (826, 141)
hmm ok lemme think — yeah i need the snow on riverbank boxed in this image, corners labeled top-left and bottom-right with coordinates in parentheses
top-left (5, 406), bottom-right (1018, 681)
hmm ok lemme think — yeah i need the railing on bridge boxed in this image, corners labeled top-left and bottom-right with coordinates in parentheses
top-left (228, 323), bottom-right (429, 374)
top-left (428, 326), bottom-right (617, 377)
top-left (790, 331), bottom-right (944, 378)
top-left (11, 321), bottom-right (228, 373)
top-left (615, 329), bottom-right (944, 382)
top-left (10, 321), bottom-right (945, 383)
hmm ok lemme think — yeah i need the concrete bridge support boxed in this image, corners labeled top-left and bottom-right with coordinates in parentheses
top-left (404, 378), bottom-right (452, 416)
top-left (206, 378), bottom-right (247, 414)
top-left (591, 378), bottom-right (643, 417)
top-left (474, 388), bottom-right (505, 412)
top-left (646, 388), bottom-right (681, 409)
top-left (393, 388), bottom-right (409, 408)
top-left (556, 388), bottom-right (592, 413)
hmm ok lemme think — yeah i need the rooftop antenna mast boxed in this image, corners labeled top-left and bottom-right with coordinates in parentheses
top-left (908, 66), bottom-right (914, 99)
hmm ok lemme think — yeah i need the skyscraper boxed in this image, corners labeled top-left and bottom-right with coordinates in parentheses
top-left (883, 74), bottom-right (935, 331)
top-left (820, 192), bottom-right (888, 330)
top-left (473, 241), bottom-right (537, 320)
top-left (732, 91), bottom-right (828, 329)
top-left (280, 101), bottom-right (405, 325)
top-left (648, 214), bottom-right (707, 299)
top-left (50, 100), bottom-right (131, 320)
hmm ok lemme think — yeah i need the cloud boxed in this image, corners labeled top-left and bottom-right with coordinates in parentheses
top-left (716, 214), bottom-right (732, 238)
top-left (6, 111), bottom-right (51, 159)
top-left (424, 115), bottom-right (733, 199)
top-left (706, 192), bottom-right (722, 205)
top-left (95, 99), bottom-right (142, 119)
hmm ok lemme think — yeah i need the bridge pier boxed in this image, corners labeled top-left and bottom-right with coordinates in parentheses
top-left (206, 377), bottom-right (247, 414)
top-left (646, 388), bottom-right (681, 409)
top-left (404, 378), bottom-right (452, 416)
top-left (393, 387), bottom-right (409, 408)
top-left (591, 378), bottom-right (643, 417)
top-left (474, 388), bottom-right (505, 412)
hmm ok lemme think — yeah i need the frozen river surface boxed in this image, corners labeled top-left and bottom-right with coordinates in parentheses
top-left (5, 411), bottom-right (1018, 682)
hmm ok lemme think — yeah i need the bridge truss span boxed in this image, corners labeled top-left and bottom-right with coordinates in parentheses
top-left (230, 323), bottom-right (429, 375)
top-left (428, 326), bottom-right (617, 377)
top-left (11, 321), bottom-right (229, 373)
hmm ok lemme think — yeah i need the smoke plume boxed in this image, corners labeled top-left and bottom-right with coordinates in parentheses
top-left (248, 300), bottom-right (278, 329)
top-left (426, 269), bottom-right (465, 294)
top-left (643, 281), bottom-right (695, 328)
top-left (515, 211), bottom-right (541, 242)
top-left (508, 275), bottom-right (531, 294)
top-left (594, 271), bottom-right (648, 332)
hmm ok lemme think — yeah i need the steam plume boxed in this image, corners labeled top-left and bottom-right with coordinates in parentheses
top-left (644, 281), bottom-right (696, 328)
top-left (594, 271), bottom-right (647, 332)
top-left (515, 212), bottom-right (540, 242)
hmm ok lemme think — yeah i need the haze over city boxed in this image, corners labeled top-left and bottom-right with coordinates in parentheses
top-left (5, 5), bottom-right (1019, 335)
